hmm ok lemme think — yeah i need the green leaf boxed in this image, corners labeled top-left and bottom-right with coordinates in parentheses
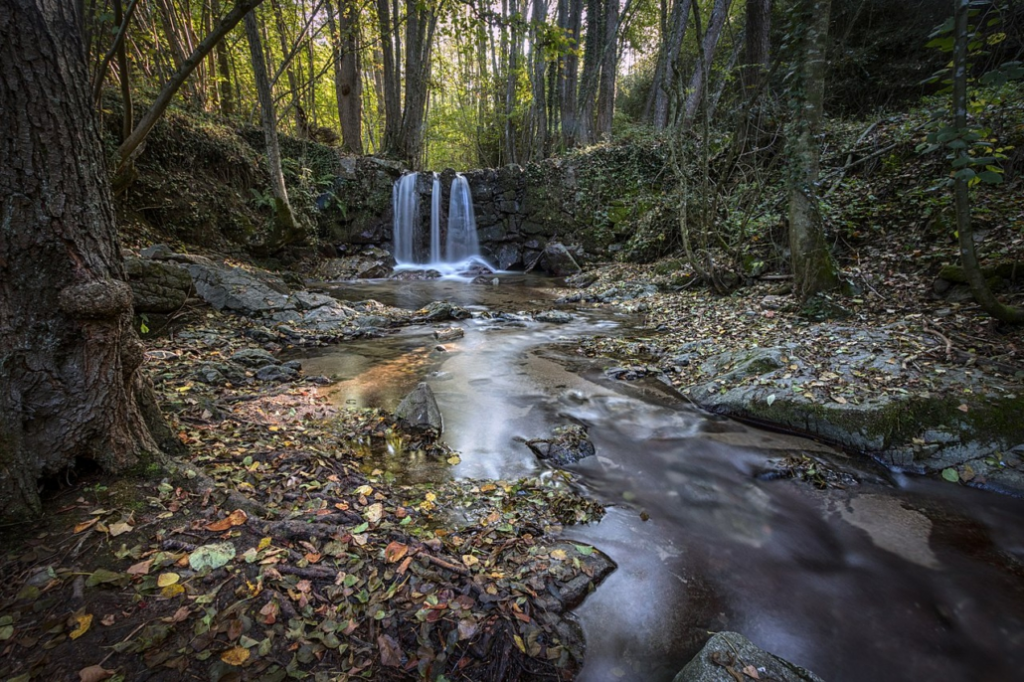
top-left (978, 170), bottom-right (1003, 184)
top-left (941, 468), bottom-right (960, 483)
top-left (188, 542), bottom-right (236, 571)
top-left (574, 544), bottom-right (594, 556)
top-left (352, 522), bottom-right (369, 534)
top-left (954, 168), bottom-right (977, 180)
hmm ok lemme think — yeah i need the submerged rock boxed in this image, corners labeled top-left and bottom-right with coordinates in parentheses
top-left (525, 424), bottom-right (595, 466)
top-left (673, 632), bottom-right (824, 682)
top-left (433, 327), bottom-right (465, 341)
top-left (536, 310), bottom-right (573, 324)
top-left (396, 383), bottom-right (443, 435)
top-left (414, 300), bottom-right (472, 322)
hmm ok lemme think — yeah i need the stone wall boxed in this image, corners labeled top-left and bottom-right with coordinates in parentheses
top-left (318, 144), bottom-right (673, 270)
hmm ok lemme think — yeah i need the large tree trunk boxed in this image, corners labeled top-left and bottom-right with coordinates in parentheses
top-left (557, 0), bottom-right (583, 147)
top-left (396, 0), bottom-right (437, 166)
top-left (1, 0), bottom-right (161, 518)
top-left (529, 0), bottom-right (549, 159)
top-left (787, 0), bottom-right (840, 300)
top-left (327, 0), bottom-right (363, 153)
top-left (376, 0), bottom-right (402, 155)
top-left (576, 0), bottom-right (604, 145)
top-left (950, 0), bottom-right (1024, 323)
top-left (244, 9), bottom-right (302, 246)
top-left (742, 0), bottom-right (770, 93)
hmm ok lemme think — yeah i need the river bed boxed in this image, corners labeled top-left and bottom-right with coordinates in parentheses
top-left (300, 274), bottom-right (1024, 682)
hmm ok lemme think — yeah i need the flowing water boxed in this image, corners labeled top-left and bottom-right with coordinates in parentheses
top-left (301, 276), bottom-right (1024, 682)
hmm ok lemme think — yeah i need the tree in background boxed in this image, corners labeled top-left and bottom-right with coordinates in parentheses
top-left (787, 0), bottom-right (842, 300)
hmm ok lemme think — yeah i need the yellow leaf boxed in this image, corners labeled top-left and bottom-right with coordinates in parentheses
top-left (74, 518), bottom-right (99, 534)
top-left (550, 549), bottom-right (568, 561)
top-left (424, 492), bottom-right (437, 502)
top-left (462, 554), bottom-right (479, 567)
top-left (364, 503), bottom-right (383, 524)
top-left (161, 583), bottom-right (185, 598)
top-left (446, 455), bottom-right (461, 465)
top-left (513, 635), bottom-right (526, 653)
top-left (69, 613), bottom-right (93, 640)
top-left (220, 646), bottom-right (251, 666)
top-left (258, 537), bottom-right (272, 551)
top-left (157, 573), bottom-right (180, 587)
top-left (354, 485), bottom-right (373, 496)
top-left (108, 522), bottom-right (133, 537)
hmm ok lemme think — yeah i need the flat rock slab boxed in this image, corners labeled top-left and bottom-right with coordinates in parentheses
top-left (673, 632), bottom-right (825, 682)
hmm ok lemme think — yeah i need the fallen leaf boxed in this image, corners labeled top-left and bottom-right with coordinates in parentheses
top-left (161, 583), bottom-right (185, 598)
top-left (74, 518), bottom-right (99, 534)
top-left (364, 503), bottom-right (383, 524)
top-left (958, 403), bottom-right (970, 413)
top-left (742, 665), bottom-right (760, 679)
top-left (205, 509), bottom-right (248, 532)
top-left (384, 541), bottom-right (409, 564)
top-left (127, 558), bottom-right (153, 576)
top-left (69, 613), bottom-right (93, 640)
top-left (220, 646), bottom-right (250, 666)
top-left (157, 573), bottom-right (180, 588)
top-left (108, 522), bottom-right (133, 537)
top-left (100, 614), bottom-right (116, 626)
top-left (189, 542), bottom-right (236, 571)
top-left (78, 665), bottom-right (115, 682)
top-left (163, 606), bottom-right (190, 624)
top-left (378, 634), bottom-right (403, 667)
top-left (766, 394), bottom-right (776, 407)
top-left (462, 554), bottom-right (479, 567)
top-left (550, 549), bottom-right (568, 561)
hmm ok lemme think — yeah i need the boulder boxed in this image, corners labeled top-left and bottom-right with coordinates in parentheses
top-left (673, 632), bottom-right (825, 682)
top-left (414, 300), bottom-right (472, 322)
top-left (185, 262), bottom-right (294, 315)
top-left (255, 364), bottom-right (299, 382)
top-left (433, 327), bottom-right (465, 341)
top-left (124, 257), bottom-right (192, 313)
top-left (536, 310), bottom-right (573, 324)
top-left (395, 383), bottom-right (443, 435)
top-left (537, 242), bottom-right (581, 277)
top-left (229, 348), bottom-right (279, 368)
top-left (525, 424), bottom-right (595, 466)
top-left (290, 291), bottom-right (336, 310)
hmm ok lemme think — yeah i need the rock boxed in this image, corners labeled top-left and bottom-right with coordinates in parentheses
top-left (255, 364), bottom-right (298, 382)
top-left (537, 242), bottom-right (581, 277)
top-left (433, 327), bottom-right (465, 341)
top-left (282, 360), bottom-right (303, 371)
top-left (124, 257), bottom-right (192, 313)
top-left (536, 310), bottom-right (573, 324)
top-left (186, 262), bottom-right (294, 315)
top-left (525, 424), bottom-right (595, 466)
top-left (290, 291), bottom-right (337, 310)
top-left (414, 300), bottom-right (472, 322)
top-left (673, 632), bottom-right (825, 682)
top-left (395, 383), bottom-right (443, 435)
top-left (140, 243), bottom-right (178, 260)
top-left (564, 271), bottom-right (598, 288)
top-left (195, 362), bottom-right (247, 385)
top-left (230, 348), bottom-right (279, 367)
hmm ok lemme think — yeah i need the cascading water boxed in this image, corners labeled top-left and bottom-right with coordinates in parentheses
top-left (392, 172), bottom-right (419, 264)
top-left (391, 171), bottom-right (490, 277)
top-left (446, 173), bottom-right (481, 263)
top-left (430, 173), bottom-right (442, 264)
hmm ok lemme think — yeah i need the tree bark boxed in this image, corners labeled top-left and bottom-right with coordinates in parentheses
top-left (1, 0), bottom-right (161, 518)
top-left (529, 0), bottom-right (549, 159)
top-left (116, 0), bottom-right (265, 172)
top-left (742, 0), bottom-right (770, 93)
top-left (595, 0), bottom-right (619, 138)
top-left (376, 0), bottom-right (402, 155)
top-left (576, 0), bottom-right (604, 145)
top-left (211, 0), bottom-right (235, 116)
top-left (950, 0), bottom-right (1024, 323)
top-left (243, 9), bottom-right (302, 246)
top-left (787, 0), bottom-right (840, 300)
top-left (557, 0), bottom-right (583, 147)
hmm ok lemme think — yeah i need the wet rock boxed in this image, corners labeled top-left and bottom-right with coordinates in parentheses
top-left (564, 271), bottom-right (598, 288)
top-left (536, 310), bottom-right (573, 324)
top-left (186, 262), bottom-right (294, 315)
top-left (433, 327), bottom-right (465, 341)
top-left (673, 631), bottom-right (825, 682)
top-left (125, 257), bottom-right (192, 313)
top-left (256, 364), bottom-right (299, 382)
top-left (525, 424), bottom-right (595, 466)
top-left (140, 243), bottom-right (178, 260)
top-left (537, 242), bottom-right (581, 277)
top-left (229, 348), bottom-right (279, 368)
top-left (282, 360), bottom-right (303, 371)
top-left (395, 383), bottom-right (443, 435)
top-left (415, 300), bottom-right (472, 322)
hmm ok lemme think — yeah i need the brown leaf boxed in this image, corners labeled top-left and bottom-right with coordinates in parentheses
top-left (742, 664), bottom-right (760, 679)
top-left (384, 541), bottom-right (408, 564)
top-left (78, 665), bottom-right (115, 682)
top-left (958, 403), bottom-right (970, 413)
top-left (100, 614), bottom-right (116, 627)
top-left (397, 556), bottom-right (413, 575)
top-left (74, 518), bottom-right (99, 534)
top-left (205, 509), bottom-right (248, 532)
top-left (259, 601), bottom-right (278, 625)
top-left (127, 558), bottom-right (153, 576)
top-left (378, 634), bottom-right (403, 667)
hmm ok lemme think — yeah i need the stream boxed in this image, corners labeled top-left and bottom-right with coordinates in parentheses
top-left (300, 274), bottom-right (1024, 682)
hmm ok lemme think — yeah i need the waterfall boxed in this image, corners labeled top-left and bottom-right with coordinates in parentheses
top-left (391, 171), bottom-right (489, 276)
top-left (446, 173), bottom-right (481, 263)
top-left (430, 172), bottom-right (442, 264)
top-left (392, 172), bottom-right (419, 265)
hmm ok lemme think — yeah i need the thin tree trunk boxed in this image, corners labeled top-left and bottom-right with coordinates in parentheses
top-left (595, 0), bottom-right (619, 138)
top-left (742, 0), bottom-right (770, 93)
top-left (270, 0), bottom-right (302, 130)
top-left (1, 0), bottom-right (161, 518)
top-left (529, 0), bottom-right (549, 159)
top-left (116, 0), bottom-right (266, 172)
top-left (327, 0), bottom-right (363, 152)
top-left (646, 0), bottom-right (692, 128)
top-left (377, 0), bottom-right (402, 155)
top-left (788, 0), bottom-right (840, 300)
top-left (211, 0), bottom-right (235, 116)
top-left (558, 0), bottom-right (583, 147)
top-left (682, 0), bottom-right (733, 128)
top-left (951, 0), bottom-right (1024, 323)
top-left (576, 0), bottom-right (604, 145)
top-left (244, 9), bottom-right (302, 246)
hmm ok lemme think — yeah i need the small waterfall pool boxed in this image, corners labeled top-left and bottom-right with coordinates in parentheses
top-left (300, 275), bottom-right (1024, 682)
